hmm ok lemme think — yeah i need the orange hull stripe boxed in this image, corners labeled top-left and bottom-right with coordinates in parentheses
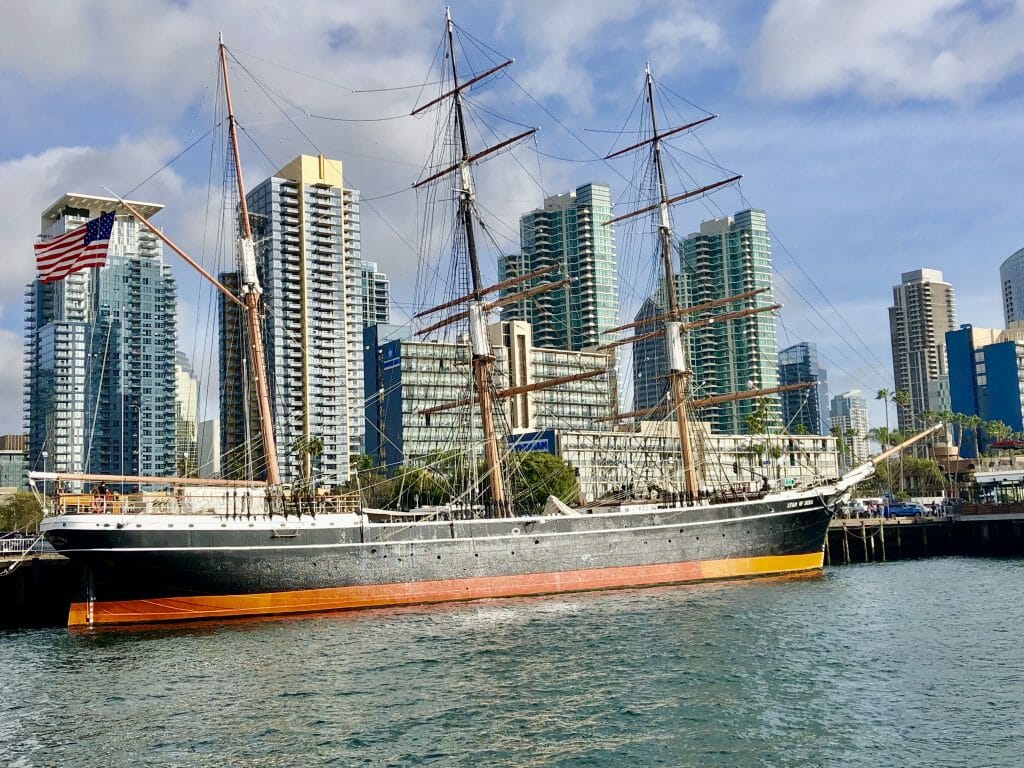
top-left (69, 551), bottom-right (824, 626)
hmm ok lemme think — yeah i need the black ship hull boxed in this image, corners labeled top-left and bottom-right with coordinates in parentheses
top-left (42, 493), bottom-right (832, 626)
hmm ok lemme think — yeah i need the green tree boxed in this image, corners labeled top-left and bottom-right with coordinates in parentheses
top-left (891, 391), bottom-right (913, 491)
top-left (509, 452), bottom-right (579, 509)
top-left (960, 414), bottom-right (982, 457)
top-left (830, 424), bottom-right (847, 471)
top-left (982, 420), bottom-right (1012, 451)
top-left (876, 388), bottom-right (893, 498)
top-left (0, 492), bottom-right (44, 532)
top-left (892, 389), bottom-right (912, 426)
top-left (291, 435), bottom-right (324, 491)
top-left (350, 453), bottom-right (374, 473)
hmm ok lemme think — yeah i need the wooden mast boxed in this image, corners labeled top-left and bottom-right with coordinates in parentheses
top-left (645, 64), bottom-right (700, 500)
top-left (446, 7), bottom-right (506, 513)
top-left (219, 35), bottom-right (280, 486)
top-left (410, 10), bottom-right (537, 513)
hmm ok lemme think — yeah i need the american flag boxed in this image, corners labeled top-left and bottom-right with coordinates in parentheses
top-left (34, 211), bottom-right (115, 283)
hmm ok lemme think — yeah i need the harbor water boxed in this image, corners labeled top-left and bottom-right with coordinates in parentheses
top-left (2, 558), bottom-right (1022, 767)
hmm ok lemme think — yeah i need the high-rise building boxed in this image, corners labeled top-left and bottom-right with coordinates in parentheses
top-left (678, 209), bottom-right (780, 434)
top-left (498, 183), bottom-right (616, 351)
top-left (631, 294), bottom-right (668, 416)
top-left (778, 342), bottom-right (829, 435)
top-left (1000, 246), bottom-right (1024, 325)
top-left (946, 323), bottom-right (1024, 457)
top-left (0, 434), bottom-right (28, 492)
top-left (888, 268), bottom-right (956, 432)
top-left (360, 260), bottom-right (390, 327)
top-left (25, 194), bottom-right (177, 479)
top-left (197, 418), bottom-right (221, 479)
top-left (222, 155), bottom-right (364, 484)
top-left (364, 320), bottom-right (615, 469)
top-left (829, 390), bottom-right (870, 466)
top-left (174, 351), bottom-right (199, 476)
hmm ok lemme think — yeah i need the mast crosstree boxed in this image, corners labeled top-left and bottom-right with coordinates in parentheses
top-left (411, 9), bottom-right (539, 515)
top-left (602, 64), bottom-right (755, 500)
top-left (117, 36), bottom-right (282, 486)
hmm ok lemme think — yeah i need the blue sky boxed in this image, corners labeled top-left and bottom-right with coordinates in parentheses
top-left (1, 0), bottom-right (1023, 434)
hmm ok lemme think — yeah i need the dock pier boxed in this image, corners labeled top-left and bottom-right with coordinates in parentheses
top-left (0, 539), bottom-right (80, 628)
top-left (826, 513), bottom-right (1024, 565)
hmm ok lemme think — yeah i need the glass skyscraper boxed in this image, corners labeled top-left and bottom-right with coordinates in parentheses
top-left (679, 209), bottom-right (779, 434)
top-left (25, 194), bottom-right (177, 479)
top-left (499, 183), bottom-right (617, 351)
top-left (778, 342), bottom-right (829, 435)
top-left (1000, 246), bottom-right (1024, 326)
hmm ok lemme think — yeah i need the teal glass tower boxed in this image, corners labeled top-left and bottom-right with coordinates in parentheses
top-left (499, 183), bottom-right (617, 351)
top-left (25, 194), bottom-right (177, 478)
top-left (679, 209), bottom-right (779, 434)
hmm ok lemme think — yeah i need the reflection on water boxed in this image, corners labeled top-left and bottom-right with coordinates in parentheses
top-left (2, 558), bottom-right (1023, 767)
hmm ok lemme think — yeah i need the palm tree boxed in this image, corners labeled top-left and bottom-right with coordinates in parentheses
top-left (961, 414), bottom-right (982, 458)
top-left (891, 391), bottom-right (912, 491)
top-left (876, 388), bottom-right (892, 500)
top-left (982, 419), bottom-right (1012, 454)
top-left (830, 425), bottom-right (846, 471)
top-left (845, 427), bottom-right (858, 467)
top-left (892, 389), bottom-right (913, 428)
top-left (291, 435), bottom-right (324, 493)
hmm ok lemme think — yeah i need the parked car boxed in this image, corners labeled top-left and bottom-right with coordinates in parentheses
top-left (887, 502), bottom-right (925, 518)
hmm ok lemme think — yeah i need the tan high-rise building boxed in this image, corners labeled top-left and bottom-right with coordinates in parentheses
top-left (220, 155), bottom-right (363, 484)
top-left (888, 268), bottom-right (956, 431)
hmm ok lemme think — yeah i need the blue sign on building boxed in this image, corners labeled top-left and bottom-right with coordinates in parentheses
top-left (508, 429), bottom-right (557, 455)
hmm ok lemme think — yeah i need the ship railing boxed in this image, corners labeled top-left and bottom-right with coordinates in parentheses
top-left (0, 536), bottom-right (49, 555)
top-left (50, 490), bottom-right (363, 517)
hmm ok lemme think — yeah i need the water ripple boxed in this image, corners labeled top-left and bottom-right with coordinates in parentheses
top-left (1, 558), bottom-right (1023, 766)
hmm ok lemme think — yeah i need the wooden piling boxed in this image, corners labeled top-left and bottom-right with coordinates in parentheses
top-left (861, 520), bottom-right (869, 563)
top-left (843, 523), bottom-right (851, 564)
top-left (879, 521), bottom-right (887, 562)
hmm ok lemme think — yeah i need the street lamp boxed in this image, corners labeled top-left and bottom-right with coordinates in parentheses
top-left (41, 450), bottom-right (49, 511)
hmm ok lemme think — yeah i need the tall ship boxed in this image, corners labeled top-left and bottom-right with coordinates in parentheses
top-left (34, 13), bottom-right (935, 627)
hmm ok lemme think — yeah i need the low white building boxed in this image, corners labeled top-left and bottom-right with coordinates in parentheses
top-left (516, 421), bottom-right (839, 503)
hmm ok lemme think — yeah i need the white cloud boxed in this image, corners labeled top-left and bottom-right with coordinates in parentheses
top-left (749, 0), bottom-right (1024, 102)
top-left (494, 1), bottom-right (726, 114)
top-left (643, 5), bottom-right (727, 75)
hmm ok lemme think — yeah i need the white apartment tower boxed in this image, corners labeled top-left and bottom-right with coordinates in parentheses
top-left (360, 260), bottom-right (390, 327)
top-left (829, 390), bottom-right (870, 467)
top-left (888, 268), bottom-right (956, 432)
top-left (224, 155), bottom-right (364, 484)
